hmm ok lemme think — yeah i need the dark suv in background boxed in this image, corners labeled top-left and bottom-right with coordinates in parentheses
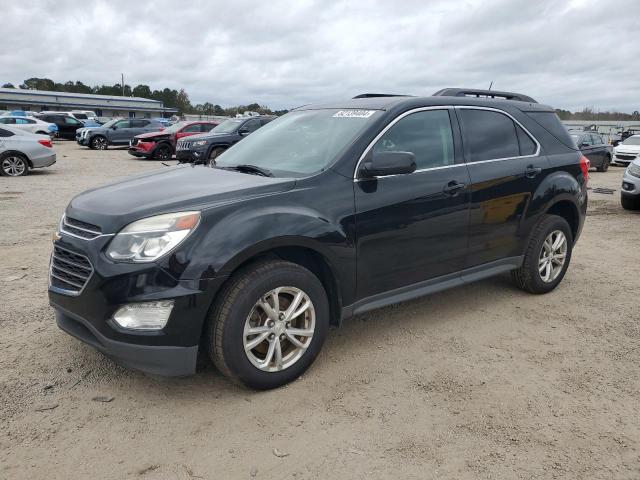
top-left (176, 115), bottom-right (275, 164)
top-left (49, 88), bottom-right (588, 390)
top-left (78, 118), bottom-right (165, 149)
top-left (569, 131), bottom-right (612, 172)
top-left (35, 113), bottom-right (84, 139)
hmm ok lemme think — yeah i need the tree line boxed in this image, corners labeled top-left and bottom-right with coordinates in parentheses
top-left (1, 78), bottom-right (289, 117)
top-left (556, 107), bottom-right (640, 122)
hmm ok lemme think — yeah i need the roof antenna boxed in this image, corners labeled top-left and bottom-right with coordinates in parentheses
top-left (488, 81), bottom-right (493, 91)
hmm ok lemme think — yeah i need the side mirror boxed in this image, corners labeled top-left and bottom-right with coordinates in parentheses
top-left (238, 128), bottom-right (250, 136)
top-left (580, 142), bottom-right (589, 148)
top-left (361, 151), bottom-right (416, 178)
top-left (111, 125), bottom-right (118, 130)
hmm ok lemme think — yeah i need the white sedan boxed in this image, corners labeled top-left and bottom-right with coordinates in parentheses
top-left (0, 125), bottom-right (56, 177)
top-left (0, 116), bottom-right (57, 137)
top-left (613, 135), bottom-right (640, 166)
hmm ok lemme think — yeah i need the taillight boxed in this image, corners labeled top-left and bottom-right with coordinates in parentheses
top-left (38, 139), bottom-right (53, 148)
top-left (579, 155), bottom-right (590, 183)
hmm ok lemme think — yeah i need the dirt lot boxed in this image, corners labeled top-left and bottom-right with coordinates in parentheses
top-left (1, 140), bottom-right (639, 479)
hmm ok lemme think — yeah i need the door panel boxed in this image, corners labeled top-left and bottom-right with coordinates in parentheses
top-left (354, 108), bottom-right (470, 300)
top-left (457, 107), bottom-right (551, 268)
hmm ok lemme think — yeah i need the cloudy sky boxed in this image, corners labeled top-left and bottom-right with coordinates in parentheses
top-left (2, 0), bottom-right (638, 112)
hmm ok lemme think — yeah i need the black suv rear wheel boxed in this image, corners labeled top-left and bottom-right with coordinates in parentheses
top-left (512, 214), bottom-right (573, 294)
top-left (207, 260), bottom-right (329, 389)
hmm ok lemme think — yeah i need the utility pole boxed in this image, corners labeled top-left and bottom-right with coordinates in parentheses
top-left (121, 73), bottom-right (125, 96)
top-left (488, 81), bottom-right (493, 91)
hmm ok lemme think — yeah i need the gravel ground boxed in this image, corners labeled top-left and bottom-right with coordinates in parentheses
top-left (1, 141), bottom-right (639, 479)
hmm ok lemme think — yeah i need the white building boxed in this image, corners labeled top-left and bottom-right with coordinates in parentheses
top-left (0, 88), bottom-right (177, 118)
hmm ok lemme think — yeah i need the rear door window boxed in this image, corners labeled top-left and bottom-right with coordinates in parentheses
top-left (372, 109), bottom-right (455, 169)
top-left (458, 109), bottom-right (520, 162)
top-left (182, 124), bottom-right (202, 133)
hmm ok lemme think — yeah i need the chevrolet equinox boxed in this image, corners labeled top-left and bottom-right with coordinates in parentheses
top-left (49, 88), bottom-right (589, 389)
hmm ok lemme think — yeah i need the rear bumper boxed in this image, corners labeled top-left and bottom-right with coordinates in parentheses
top-left (31, 152), bottom-right (56, 168)
top-left (55, 308), bottom-right (198, 376)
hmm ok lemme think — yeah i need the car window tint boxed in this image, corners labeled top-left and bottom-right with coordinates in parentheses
top-left (64, 116), bottom-right (80, 125)
top-left (372, 109), bottom-right (454, 169)
top-left (132, 120), bottom-right (149, 128)
top-left (581, 135), bottom-right (592, 146)
top-left (1, 118), bottom-right (16, 124)
top-left (182, 124), bottom-right (202, 133)
top-left (242, 120), bottom-right (261, 133)
top-left (201, 123), bottom-right (214, 132)
top-left (459, 109), bottom-right (520, 162)
top-left (114, 120), bottom-right (130, 129)
top-left (591, 134), bottom-right (602, 145)
top-left (0, 127), bottom-right (14, 137)
top-left (516, 124), bottom-right (537, 155)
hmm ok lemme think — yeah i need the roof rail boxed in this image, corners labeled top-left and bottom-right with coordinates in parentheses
top-left (432, 88), bottom-right (537, 103)
top-left (352, 93), bottom-right (411, 99)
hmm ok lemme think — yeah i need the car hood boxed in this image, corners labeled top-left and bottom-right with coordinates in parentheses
top-left (178, 132), bottom-right (235, 143)
top-left (615, 144), bottom-right (640, 153)
top-left (66, 165), bottom-right (295, 233)
top-left (135, 130), bottom-right (169, 140)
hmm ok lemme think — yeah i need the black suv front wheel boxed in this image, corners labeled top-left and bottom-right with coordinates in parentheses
top-left (512, 214), bottom-right (573, 294)
top-left (207, 260), bottom-right (329, 389)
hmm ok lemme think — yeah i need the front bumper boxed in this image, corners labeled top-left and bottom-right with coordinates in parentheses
top-left (622, 168), bottom-right (640, 198)
top-left (176, 148), bottom-right (205, 162)
top-left (48, 234), bottom-right (226, 376)
top-left (77, 136), bottom-right (89, 146)
top-left (613, 153), bottom-right (638, 165)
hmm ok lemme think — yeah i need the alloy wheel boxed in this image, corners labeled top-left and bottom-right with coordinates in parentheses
top-left (538, 230), bottom-right (567, 283)
top-left (1, 156), bottom-right (27, 176)
top-left (243, 286), bottom-right (315, 372)
top-left (92, 137), bottom-right (107, 149)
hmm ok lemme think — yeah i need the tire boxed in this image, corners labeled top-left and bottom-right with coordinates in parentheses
top-left (597, 155), bottom-right (610, 172)
top-left (511, 214), bottom-right (573, 294)
top-left (621, 195), bottom-right (640, 210)
top-left (0, 152), bottom-right (29, 177)
top-left (207, 260), bottom-right (330, 390)
top-left (153, 143), bottom-right (172, 160)
top-left (90, 135), bottom-right (108, 150)
top-left (207, 147), bottom-right (225, 166)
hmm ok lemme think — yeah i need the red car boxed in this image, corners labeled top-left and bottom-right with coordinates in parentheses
top-left (128, 120), bottom-right (219, 160)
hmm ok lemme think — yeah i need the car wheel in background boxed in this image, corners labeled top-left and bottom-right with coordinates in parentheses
top-left (0, 153), bottom-right (29, 177)
top-left (207, 260), bottom-right (329, 390)
top-left (621, 195), bottom-right (640, 211)
top-left (208, 147), bottom-right (225, 166)
top-left (597, 155), bottom-right (610, 172)
top-left (512, 214), bottom-right (573, 294)
top-left (90, 136), bottom-right (108, 150)
top-left (153, 143), bottom-right (172, 160)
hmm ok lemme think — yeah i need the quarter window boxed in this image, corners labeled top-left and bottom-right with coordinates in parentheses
top-left (458, 109), bottom-right (520, 162)
top-left (516, 124), bottom-right (537, 155)
top-left (372, 109), bottom-right (455, 169)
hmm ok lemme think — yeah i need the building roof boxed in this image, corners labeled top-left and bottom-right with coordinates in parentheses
top-left (0, 87), bottom-right (161, 104)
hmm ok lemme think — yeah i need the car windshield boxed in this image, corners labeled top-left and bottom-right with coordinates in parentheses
top-left (162, 121), bottom-right (188, 133)
top-left (210, 119), bottom-right (245, 134)
top-left (100, 119), bottom-right (120, 128)
top-left (215, 109), bottom-right (380, 177)
top-left (622, 136), bottom-right (640, 146)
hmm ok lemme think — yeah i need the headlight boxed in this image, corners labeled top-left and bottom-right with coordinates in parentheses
top-left (192, 140), bottom-right (208, 147)
top-left (628, 162), bottom-right (640, 178)
top-left (106, 211), bottom-right (201, 262)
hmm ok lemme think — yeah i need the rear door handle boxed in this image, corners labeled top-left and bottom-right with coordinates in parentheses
top-left (525, 165), bottom-right (542, 178)
top-left (443, 181), bottom-right (466, 195)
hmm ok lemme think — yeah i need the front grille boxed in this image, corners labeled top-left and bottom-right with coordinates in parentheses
top-left (131, 138), bottom-right (139, 146)
top-left (177, 141), bottom-right (192, 150)
top-left (616, 154), bottom-right (636, 161)
top-left (61, 216), bottom-right (102, 239)
top-left (50, 245), bottom-right (93, 294)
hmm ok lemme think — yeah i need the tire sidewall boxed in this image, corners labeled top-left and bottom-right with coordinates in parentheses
top-left (155, 143), bottom-right (171, 160)
top-left (526, 216), bottom-right (573, 293)
top-left (0, 153), bottom-right (28, 177)
top-left (217, 265), bottom-right (329, 389)
top-left (91, 136), bottom-right (107, 150)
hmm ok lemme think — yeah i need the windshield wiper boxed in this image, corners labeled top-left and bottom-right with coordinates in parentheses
top-left (222, 164), bottom-right (274, 177)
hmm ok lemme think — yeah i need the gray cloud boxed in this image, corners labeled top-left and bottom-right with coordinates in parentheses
top-left (1, 0), bottom-right (638, 111)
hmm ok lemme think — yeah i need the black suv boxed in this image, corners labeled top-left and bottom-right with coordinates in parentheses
top-left (176, 115), bottom-right (275, 164)
top-left (48, 89), bottom-right (588, 390)
top-left (35, 113), bottom-right (84, 139)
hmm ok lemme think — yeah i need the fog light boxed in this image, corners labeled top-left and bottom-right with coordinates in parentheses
top-left (112, 301), bottom-right (174, 330)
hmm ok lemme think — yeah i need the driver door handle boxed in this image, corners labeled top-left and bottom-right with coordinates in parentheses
top-left (525, 165), bottom-right (542, 178)
top-left (443, 181), bottom-right (466, 195)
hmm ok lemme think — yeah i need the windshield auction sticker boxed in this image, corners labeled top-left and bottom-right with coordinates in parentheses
top-left (333, 110), bottom-right (377, 118)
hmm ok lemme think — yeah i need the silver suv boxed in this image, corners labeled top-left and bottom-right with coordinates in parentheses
top-left (621, 159), bottom-right (640, 210)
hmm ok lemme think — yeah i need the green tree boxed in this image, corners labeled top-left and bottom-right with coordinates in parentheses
top-left (2, 83), bottom-right (15, 88)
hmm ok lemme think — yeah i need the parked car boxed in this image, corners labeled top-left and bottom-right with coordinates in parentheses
top-left (1, 110), bottom-right (28, 117)
top-left (48, 88), bottom-right (588, 389)
top-left (621, 159), bottom-right (640, 210)
top-left (0, 125), bottom-right (56, 177)
top-left (176, 116), bottom-right (275, 164)
top-left (75, 119), bottom-right (118, 144)
top-left (35, 113), bottom-right (84, 140)
top-left (569, 132), bottom-right (612, 171)
top-left (78, 118), bottom-right (165, 149)
top-left (0, 115), bottom-right (58, 137)
top-left (128, 120), bottom-right (219, 160)
top-left (612, 129), bottom-right (640, 147)
top-left (613, 135), bottom-right (640, 166)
